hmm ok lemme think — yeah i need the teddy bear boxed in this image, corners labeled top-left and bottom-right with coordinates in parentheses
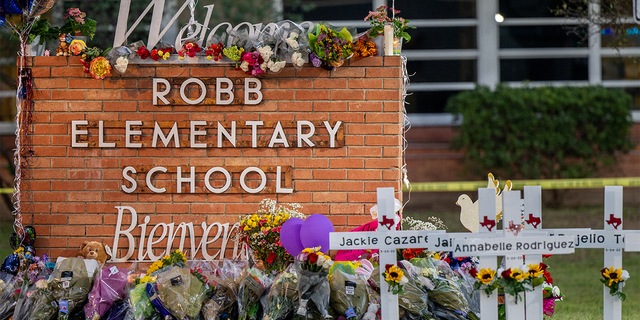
top-left (78, 241), bottom-right (110, 265)
top-left (56, 33), bottom-right (70, 57)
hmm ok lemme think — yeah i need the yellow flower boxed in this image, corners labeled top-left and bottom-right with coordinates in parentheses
top-left (179, 56), bottom-right (185, 60)
top-left (433, 252), bottom-right (440, 260)
top-left (302, 248), bottom-right (314, 254)
top-left (602, 266), bottom-right (624, 286)
top-left (510, 268), bottom-right (528, 282)
top-left (207, 56), bottom-right (212, 61)
top-left (68, 39), bottom-right (86, 56)
top-left (162, 52), bottom-right (169, 60)
top-left (476, 268), bottom-right (495, 284)
top-left (526, 264), bottom-right (544, 278)
top-left (147, 260), bottom-right (164, 275)
top-left (385, 266), bottom-right (404, 283)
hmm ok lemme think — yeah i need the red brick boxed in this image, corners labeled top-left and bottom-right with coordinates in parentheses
top-left (279, 79), bottom-right (312, 89)
top-left (384, 78), bottom-right (402, 89)
top-left (69, 78), bottom-right (103, 89)
top-left (69, 101), bottom-right (102, 112)
top-left (279, 101), bottom-right (313, 112)
top-left (347, 215), bottom-right (373, 226)
top-left (331, 90), bottom-right (364, 100)
top-left (366, 67), bottom-right (401, 78)
top-left (295, 180), bottom-right (329, 191)
top-left (51, 66), bottom-right (86, 77)
top-left (364, 181), bottom-right (401, 191)
top-left (349, 78), bottom-right (383, 89)
top-left (330, 158), bottom-right (364, 169)
top-left (52, 203), bottom-right (85, 213)
top-left (35, 101), bottom-right (67, 112)
top-left (329, 204), bottom-right (365, 214)
top-left (86, 89), bottom-right (121, 100)
top-left (384, 101), bottom-right (402, 112)
top-left (52, 89), bottom-right (85, 100)
top-left (295, 68), bottom-right (331, 78)
top-left (347, 192), bottom-right (377, 203)
top-left (69, 169), bottom-right (102, 179)
top-left (348, 123), bottom-right (383, 135)
top-left (156, 67), bottom-right (189, 77)
top-left (313, 169), bottom-right (346, 180)
top-left (348, 101), bottom-right (383, 112)
top-left (31, 67), bottom-right (51, 77)
top-left (314, 101), bottom-right (347, 112)
top-left (33, 57), bottom-right (68, 66)
top-left (31, 169), bottom-right (67, 179)
top-left (122, 67), bottom-right (156, 78)
top-left (104, 79), bottom-right (138, 89)
top-left (68, 191), bottom-right (102, 202)
top-left (51, 181), bottom-right (85, 191)
top-left (347, 170), bottom-right (382, 180)
top-left (330, 181), bottom-right (364, 192)
top-left (68, 214), bottom-right (103, 225)
top-left (34, 78), bottom-right (68, 89)
top-left (348, 56), bottom-right (384, 67)
top-left (332, 67), bottom-right (365, 78)
top-left (191, 67), bottom-right (225, 78)
top-left (365, 113), bottom-right (402, 123)
top-left (314, 78), bottom-right (347, 89)
top-left (384, 56), bottom-right (402, 66)
top-left (313, 192), bottom-right (347, 203)
top-left (33, 191), bottom-right (67, 202)
top-left (263, 90), bottom-right (295, 100)
top-left (365, 135), bottom-right (401, 146)
top-left (365, 158), bottom-right (401, 168)
top-left (366, 90), bottom-right (400, 101)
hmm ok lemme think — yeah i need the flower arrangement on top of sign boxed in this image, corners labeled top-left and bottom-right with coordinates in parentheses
top-left (237, 199), bottom-right (306, 273)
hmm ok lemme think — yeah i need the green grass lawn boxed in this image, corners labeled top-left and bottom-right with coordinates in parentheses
top-left (409, 205), bottom-right (640, 319)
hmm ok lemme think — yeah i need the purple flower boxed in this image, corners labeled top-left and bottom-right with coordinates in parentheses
top-left (310, 53), bottom-right (322, 67)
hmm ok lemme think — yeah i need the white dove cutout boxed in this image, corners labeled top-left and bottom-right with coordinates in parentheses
top-left (458, 173), bottom-right (512, 232)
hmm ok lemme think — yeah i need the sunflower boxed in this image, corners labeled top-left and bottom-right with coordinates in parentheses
top-left (476, 268), bottom-right (496, 284)
top-left (602, 266), bottom-right (624, 286)
top-left (510, 268), bottom-right (528, 281)
top-left (385, 265), bottom-right (404, 283)
top-left (527, 263), bottom-right (544, 278)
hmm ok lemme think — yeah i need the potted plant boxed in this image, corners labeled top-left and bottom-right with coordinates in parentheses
top-left (16, 18), bottom-right (59, 56)
top-left (364, 5), bottom-right (415, 55)
top-left (60, 8), bottom-right (97, 40)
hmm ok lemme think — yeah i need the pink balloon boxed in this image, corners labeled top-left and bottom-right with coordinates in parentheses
top-left (300, 214), bottom-right (334, 254)
top-left (280, 218), bottom-right (304, 256)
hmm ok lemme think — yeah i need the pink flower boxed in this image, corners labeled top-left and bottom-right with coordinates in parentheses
top-left (75, 16), bottom-right (85, 24)
top-left (262, 229), bottom-right (269, 234)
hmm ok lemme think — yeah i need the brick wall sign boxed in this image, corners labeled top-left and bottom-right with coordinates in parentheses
top-left (24, 56), bottom-right (403, 262)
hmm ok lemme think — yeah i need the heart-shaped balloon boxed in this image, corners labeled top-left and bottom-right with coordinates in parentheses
top-left (1, 254), bottom-right (20, 275)
top-left (22, 226), bottom-right (36, 246)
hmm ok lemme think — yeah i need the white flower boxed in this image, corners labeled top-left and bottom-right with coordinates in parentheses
top-left (399, 276), bottom-right (408, 285)
top-left (240, 60), bottom-right (250, 72)
top-left (317, 255), bottom-right (327, 266)
top-left (35, 279), bottom-right (46, 289)
top-left (621, 270), bottom-right (630, 281)
top-left (260, 62), bottom-right (267, 71)
top-left (292, 52), bottom-right (305, 67)
top-left (552, 286), bottom-right (561, 297)
top-left (258, 46), bottom-right (273, 61)
top-left (286, 38), bottom-right (299, 50)
top-left (322, 258), bottom-right (334, 270)
top-left (115, 56), bottom-right (128, 73)
top-left (268, 60), bottom-right (286, 73)
top-left (419, 276), bottom-right (435, 290)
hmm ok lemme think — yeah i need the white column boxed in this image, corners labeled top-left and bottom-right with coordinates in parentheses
top-left (603, 186), bottom-right (623, 320)
top-left (477, 0), bottom-right (500, 88)
top-left (588, 1), bottom-right (602, 84)
top-left (376, 187), bottom-right (399, 320)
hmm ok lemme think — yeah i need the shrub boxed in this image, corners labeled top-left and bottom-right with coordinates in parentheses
top-left (445, 85), bottom-right (634, 181)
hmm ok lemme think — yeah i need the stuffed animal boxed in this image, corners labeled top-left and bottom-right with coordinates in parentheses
top-left (56, 33), bottom-right (70, 57)
top-left (78, 241), bottom-right (110, 265)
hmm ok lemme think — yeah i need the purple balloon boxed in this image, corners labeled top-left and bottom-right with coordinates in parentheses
top-left (300, 214), bottom-right (334, 254)
top-left (280, 218), bottom-right (305, 256)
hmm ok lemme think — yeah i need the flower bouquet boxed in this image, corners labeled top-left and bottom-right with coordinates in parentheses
top-left (12, 254), bottom-right (52, 320)
top-left (60, 8), bottom-right (97, 39)
top-left (329, 261), bottom-right (370, 320)
top-left (84, 265), bottom-right (130, 320)
top-left (542, 282), bottom-right (563, 317)
top-left (224, 28), bottom-right (251, 68)
top-left (238, 199), bottom-right (305, 273)
top-left (388, 262), bottom-right (430, 319)
top-left (237, 267), bottom-right (270, 320)
top-left (364, 5), bottom-right (415, 43)
top-left (294, 247), bottom-right (333, 319)
top-left (128, 275), bottom-right (163, 320)
top-left (0, 273), bottom-right (17, 319)
top-left (279, 21), bottom-right (310, 69)
top-left (177, 41), bottom-right (202, 60)
top-left (495, 267), bottom-right (532, 304)
top-left (151, 250), bottom-right (210, 319)
top-left (308, 23), bottom-right (355, 69)
top-left (600, 266), bottom-right (629, 301)
top-left (30, 257), bottom-right (94, 320)
top-left (263, 266), bottom-right (298, 320)
top-left (471, 267), bottom-right (499, 297)
top-left (407, 258), bottom-right (471, 314)
top-left (201, 259), bottom-right (247, 320)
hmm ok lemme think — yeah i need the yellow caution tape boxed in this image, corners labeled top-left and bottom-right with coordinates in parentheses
top-left (405, 177), bottom-right (640, 192)
top-left (0, 188), bottom-right (12, 194)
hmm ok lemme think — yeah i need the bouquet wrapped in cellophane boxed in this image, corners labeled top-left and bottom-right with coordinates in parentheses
top-left (263, 265), bottom-right (298, 320)
top-left (13, 254), bottom-right (52, 320)
top-left (201, 259), bottom-right (247, 320)
top-left (328, 261), bottom-right (371, 320)
top-left (405, 257), bottom-right (473, 317)
top-left (308, 22), bottom-right (356, 69)
top-left (83, 265), bottom-right (130, 320)
top-left (237, 267), bottom-right (272, 320)
top-left (29, 257), bottom-right (96, 320)
top-left (294, 247), bottom-right (333, 319)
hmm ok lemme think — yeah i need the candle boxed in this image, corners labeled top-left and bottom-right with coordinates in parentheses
top-left (384, 24), bottom-right (393, 56)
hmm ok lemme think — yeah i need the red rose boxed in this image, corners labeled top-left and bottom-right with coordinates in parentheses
top-left (540, 263), bottom-right (548, 270)
top-left (137, 46), bottom-right (150, 59)
top-left (501, 269), bottom-right (512, 279)
top-left (150, 49), bottom-right (160, 61)
top-left (385, 264), bottom-right (393, 273)
top-left (544, 270), bottom-right (553, 284)
top-left (308, 253), bottom-right (318, 264)
top-left (469, 268), bottom-right (478, 278)
top-left (267, 252), bottom-right (276, 264)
